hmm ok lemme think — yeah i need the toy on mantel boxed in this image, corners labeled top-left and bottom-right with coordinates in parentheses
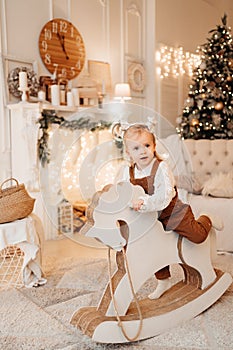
top-left (70, 181), bottom-right (232, 344)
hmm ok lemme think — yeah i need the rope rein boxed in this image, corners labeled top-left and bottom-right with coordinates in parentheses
top-left (107, 246), bottom-right (143, 342)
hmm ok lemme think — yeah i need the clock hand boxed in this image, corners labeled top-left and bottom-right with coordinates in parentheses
top-left (57, 33), bottom-right (69, 60)
top-left (60, 35), bottom-right (69, 60)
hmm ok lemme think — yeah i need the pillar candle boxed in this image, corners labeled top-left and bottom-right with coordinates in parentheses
top-left (71, 88), bottom-right (79, 106)
top-left (51, 84), bottom-right (60, 106)
top-left (60, 90), bottom-right (66, 105)
top-left (102, 80), bottom-right (106, 95)
top-left (19, 71), bottom-right (28, 89)
top-left (67, 91), bottom-right (74, 107)
top-left (38, 90), bottom-right (46, 101)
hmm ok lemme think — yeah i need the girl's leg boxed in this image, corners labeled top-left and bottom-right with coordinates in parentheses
top-left (148, 266), bottom-right (172, 299)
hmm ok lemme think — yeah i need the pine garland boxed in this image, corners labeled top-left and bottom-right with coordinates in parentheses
top-left (37, 109), bottom-right (112, 166)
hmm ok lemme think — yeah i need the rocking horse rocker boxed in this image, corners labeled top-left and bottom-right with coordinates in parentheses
top-left (70, 181), bottom-right (232, 344)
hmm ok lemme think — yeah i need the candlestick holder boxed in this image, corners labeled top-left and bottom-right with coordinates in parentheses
top-left (98, 92), bottom-right (106, 109)
top-left (18, 87), bottom-right (29, 102)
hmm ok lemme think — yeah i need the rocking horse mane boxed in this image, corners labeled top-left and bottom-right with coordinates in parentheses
top-left (80, 183), bottom-right (114, 236)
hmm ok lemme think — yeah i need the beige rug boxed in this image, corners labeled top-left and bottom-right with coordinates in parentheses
top-left (0, 253), bottom-right (233, 350)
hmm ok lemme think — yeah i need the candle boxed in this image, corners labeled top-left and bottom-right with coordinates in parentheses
top-left (38, 90), bottom-right (46, 101)
top-left (51, 84), bottom-right (60, 105)
top-left (71, 88), bottom-right (79, 106)
top-left (102, 80), bottom-right (105, 95)
top-left (60, 90), bottom-right (66, 105)
top-left (19, 71), bottom-right (28, 89)
top-left (67, 91), bottom-right (74, 106)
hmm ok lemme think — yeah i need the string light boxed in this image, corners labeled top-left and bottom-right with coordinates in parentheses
top-left (156, 45), bottom-right (201, 79)
top-left (61, 129), bottom-right (121, 203)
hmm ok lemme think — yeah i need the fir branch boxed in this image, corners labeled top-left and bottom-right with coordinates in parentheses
top-left (222, 13), bottom-right (227, 26)
top-left (37, 110), bottom-right (112, 166)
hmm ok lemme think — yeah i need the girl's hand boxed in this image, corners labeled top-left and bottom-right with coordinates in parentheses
top-left (131, 199), bottom-right (145, 211)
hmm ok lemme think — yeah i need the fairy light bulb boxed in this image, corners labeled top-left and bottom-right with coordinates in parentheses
top-left (157, 44), bottom-right (201, 78)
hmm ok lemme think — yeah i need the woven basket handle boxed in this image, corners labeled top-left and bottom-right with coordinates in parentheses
top-left (0, 177), bottom-right (19, 190)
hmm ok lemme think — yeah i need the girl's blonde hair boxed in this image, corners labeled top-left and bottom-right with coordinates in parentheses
top-left (123, 124), bottom-right (163, 161)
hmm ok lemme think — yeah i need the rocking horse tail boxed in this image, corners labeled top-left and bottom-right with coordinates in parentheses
top-left (178, 228), bottom-right (217, 290)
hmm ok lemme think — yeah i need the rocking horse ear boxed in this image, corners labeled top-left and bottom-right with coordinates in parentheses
top-left (112, 122), bottom-right (123, 140)
top-left (146, 116), bottom-right (158, 134)
top-left (111, 121), bottom-right (131, 140)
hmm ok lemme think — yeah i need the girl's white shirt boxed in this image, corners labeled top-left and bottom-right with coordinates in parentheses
top-left (116, 158), bottom-right (176, 212)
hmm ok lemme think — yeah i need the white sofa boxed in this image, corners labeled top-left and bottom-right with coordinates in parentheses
top-left (159, 135), bottom-right (233, 252)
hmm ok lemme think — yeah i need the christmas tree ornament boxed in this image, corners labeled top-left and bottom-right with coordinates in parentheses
top-left (218, 50), bottom-right (225, 56)
top-left (215, 102), bottom-right (224, 110)
top-left (228, 58), bottom-right (233, 66)
top-left (207, 81), bottom-right (216, 88)
top-left (191, 118), bottom-right (199, 126)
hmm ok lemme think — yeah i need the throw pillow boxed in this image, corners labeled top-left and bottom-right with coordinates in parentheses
top-left (202, 171), bottom-right (233, 198)
top-left (175, 173), bottom-right (204, 194)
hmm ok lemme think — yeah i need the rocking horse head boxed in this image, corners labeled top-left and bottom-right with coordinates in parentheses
top-left (80, 181), bottom-right (157, 251)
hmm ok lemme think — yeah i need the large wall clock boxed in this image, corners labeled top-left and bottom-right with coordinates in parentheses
top-left (38, 18), bottom-right (86, 81)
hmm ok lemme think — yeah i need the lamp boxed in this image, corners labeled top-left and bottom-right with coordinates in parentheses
top-left (114, 83), bottom-right (131, 102)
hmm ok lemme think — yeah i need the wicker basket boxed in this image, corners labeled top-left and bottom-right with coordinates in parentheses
top-left (0, 178), bottom-right (35, 224)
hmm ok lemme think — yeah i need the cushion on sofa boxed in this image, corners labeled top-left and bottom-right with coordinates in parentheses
top-left (175, 173), bottom-right (204, 194)
top-left (202, 171), bottom-right (233, 198)
top-left (158, 134), bottom-right (190, 177)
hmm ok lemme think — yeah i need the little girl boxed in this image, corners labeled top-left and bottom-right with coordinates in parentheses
top-left (117, 124), bottom-right (223, 299)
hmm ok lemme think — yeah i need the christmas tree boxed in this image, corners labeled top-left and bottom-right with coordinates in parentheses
top-left (177, 14), bottom-right (233, 139)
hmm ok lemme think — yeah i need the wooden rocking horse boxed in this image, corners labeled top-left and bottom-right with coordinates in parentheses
top-left (70, 181), bottom-right (232, 343)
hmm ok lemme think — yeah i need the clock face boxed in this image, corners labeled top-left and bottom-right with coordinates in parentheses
top-left (39, 18), bottom-right (86, 80)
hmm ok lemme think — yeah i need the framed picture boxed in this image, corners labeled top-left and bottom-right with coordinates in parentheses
top-left (2, 55), bottom-right (39, 104)
top-left (88, 60), bottom-right (112, 95)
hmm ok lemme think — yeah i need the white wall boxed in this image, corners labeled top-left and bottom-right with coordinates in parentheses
top-left (154, 0), bottom-right (233, 127)
top-left (156, 0), bottom-right (233, 52)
